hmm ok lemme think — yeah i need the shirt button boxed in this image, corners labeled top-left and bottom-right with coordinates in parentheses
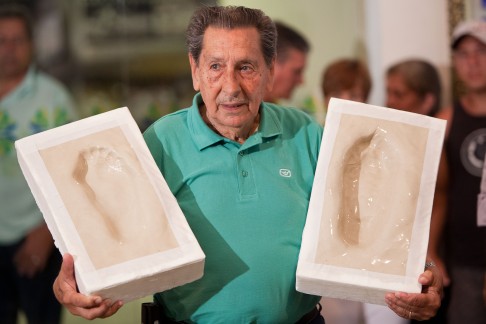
top-left (239, 151), bottom-right (244, 156)
top-left (241, 170), bottom-right (248, 177)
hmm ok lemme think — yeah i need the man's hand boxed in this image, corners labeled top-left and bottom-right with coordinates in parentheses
top-left (427, 253), bottom-right (450, 286)
top-left (14, 223), bottom-right (54, 278)
top-left (53, 253), bottom-right (123, 320)
top-left (385, 262), bottom-right (442, 321)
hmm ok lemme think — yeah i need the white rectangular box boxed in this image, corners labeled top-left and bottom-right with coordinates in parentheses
top-left (15, 107), bottom-right (205, 302)
top-left (297, 98), bottom-right (446, 305)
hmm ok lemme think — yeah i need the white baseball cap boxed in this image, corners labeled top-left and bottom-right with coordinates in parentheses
top-left (452, 20), bottom-right (486, 48)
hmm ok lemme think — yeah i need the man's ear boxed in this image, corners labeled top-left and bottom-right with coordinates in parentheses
top-left (266, 57), bottom-right (276, 94)
top-left (189, 54), bottom-right (200, 91)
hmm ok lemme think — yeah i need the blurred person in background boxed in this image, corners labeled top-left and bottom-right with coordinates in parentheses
top-left (321, 58), bottom-right (371, 109)
top-left (264, 21), bottom-right (309, 104)
top-left (385, 59), bottom-right (442, 117)
top-left (0, 3), bottom-right (77, 323)
top-left (385, 58), bottom-right (448, 324)
top-left (429, 20), bottom-right (486, 324)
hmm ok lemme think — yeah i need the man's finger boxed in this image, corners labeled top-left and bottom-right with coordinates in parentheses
top-left (70, 300), bottom-right (123, 320)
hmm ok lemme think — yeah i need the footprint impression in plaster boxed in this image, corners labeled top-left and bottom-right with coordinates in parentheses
top-left (73, 146), bottom-right (148, 244)
top-left (339, 127), bottom-right (400, 248)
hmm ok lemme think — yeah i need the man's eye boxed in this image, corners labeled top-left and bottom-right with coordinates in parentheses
top-left (210, 64), bottom-right (219, 70)
top-left (241, 65), bottom-right (253, 72)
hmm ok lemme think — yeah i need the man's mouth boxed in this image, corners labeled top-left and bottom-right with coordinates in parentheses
top-left (219, 100), bottom-right (248, 109)
top-left (221, 103), bottom-right (243, 108)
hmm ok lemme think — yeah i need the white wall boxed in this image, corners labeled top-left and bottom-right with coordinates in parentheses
top-left (365, 0), bottom-right (451, 107)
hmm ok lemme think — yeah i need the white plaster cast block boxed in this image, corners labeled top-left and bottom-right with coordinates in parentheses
top-left (15, 107), bottom-right (205, 303)
top-left (297, 98), bottom-right (446, 305)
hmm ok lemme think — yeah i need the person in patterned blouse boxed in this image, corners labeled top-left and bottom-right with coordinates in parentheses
top-left (0, 4), bottom-right (77, 323)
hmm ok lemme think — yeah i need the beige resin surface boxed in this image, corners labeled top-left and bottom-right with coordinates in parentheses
top-left (316, 114), bottom-right (429, 275)
top-left (40, 126), bottom-right (178, 269)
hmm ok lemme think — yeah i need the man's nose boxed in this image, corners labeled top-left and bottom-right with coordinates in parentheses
top-left (222, 70), bottom-right (241, 95)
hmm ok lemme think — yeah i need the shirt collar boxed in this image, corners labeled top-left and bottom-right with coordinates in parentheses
top-left (1, 65), bottom-right (36, 103)
top-left (188, 93), bottom-right (283, 151)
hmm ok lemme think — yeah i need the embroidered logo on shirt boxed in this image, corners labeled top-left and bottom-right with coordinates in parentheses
top-left (279, 169), bottom-right (292, 177)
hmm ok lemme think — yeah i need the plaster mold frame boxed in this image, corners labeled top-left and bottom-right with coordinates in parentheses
top-left (296, 98), bottom-right (446, 305)
top-left (15, 107), bottom-right (205, 302)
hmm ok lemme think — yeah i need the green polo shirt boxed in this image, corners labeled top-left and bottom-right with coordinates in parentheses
top-left (144, 93), bottom-right (322, 323)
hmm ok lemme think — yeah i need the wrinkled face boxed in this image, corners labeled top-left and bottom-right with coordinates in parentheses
top-left (190, 26), bottom-right (274, 134)
top-left (0, 18), bottom-right (32, 79)
top-left (453, 36), bottom-right (486, 92)
top-left (271, 48), bottom-right (307, 100)
top-left (386, 73), bottom-right (427, 114)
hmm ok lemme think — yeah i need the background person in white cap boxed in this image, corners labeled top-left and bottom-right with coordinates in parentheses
top-left (429, 19), bottom-right (486, 324)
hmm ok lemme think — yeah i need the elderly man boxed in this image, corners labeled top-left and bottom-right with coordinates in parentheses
top-left (53, 6), bottom-right (442, 323)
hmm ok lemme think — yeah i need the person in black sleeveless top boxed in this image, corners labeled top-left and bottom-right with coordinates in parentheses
top-left (429, 20), bottom-right (486, 324)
